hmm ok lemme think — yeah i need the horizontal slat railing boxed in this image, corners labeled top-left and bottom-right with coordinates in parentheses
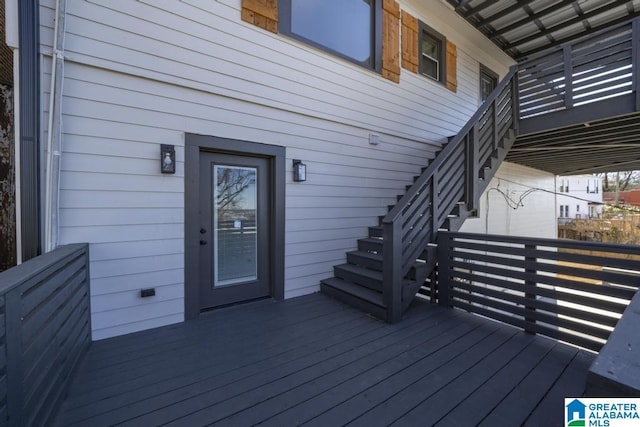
top-left (437, 232), bottom-right (640, 352)
top-left (518, 18), bottom-right (637, 119)
top-left (381, 67), bottom-right (519, 322)
top-left (0, 244), bottom-right (91, 427)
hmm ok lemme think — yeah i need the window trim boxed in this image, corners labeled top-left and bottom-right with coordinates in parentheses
top-left (479, 64), bottom-right (499, 103)
top-left (418, 21), bottom-right (446, 85)
top-left (278, 0), bottom-right (382, 73)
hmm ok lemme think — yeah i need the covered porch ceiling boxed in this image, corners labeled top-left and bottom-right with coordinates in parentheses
top-left (505, 113), bottom-right (640, 175)
top-left (446, 0), bottom-right (640, 175)
top-left (446, 0), bottom-right (640, 60)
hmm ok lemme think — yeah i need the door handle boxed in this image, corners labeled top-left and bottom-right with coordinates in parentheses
top-left (200, 240), bottom-right (207, 245)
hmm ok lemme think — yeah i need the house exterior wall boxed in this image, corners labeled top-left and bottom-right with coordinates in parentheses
top-left (460, 162), bottom-right (557, 239)
top-left (557, 174), bottom-right (603, 219)
top-left (603, 190), bottom-right (640, 208)
top-left (38, 0), bottom-right (514, 339)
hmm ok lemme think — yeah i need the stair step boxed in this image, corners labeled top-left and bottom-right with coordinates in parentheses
top-left (358, 237), bottom-right (383, 253)
top-left (444, 216), bottom-right (464, 232)
top-left (346, 250), bottom-right (383, 271)
top-left (368, 226), bottom-right (383, 238)
top-left (334, 263), bottom-right (383, 291)
top-left (320, 277), bottom-right (386, 320)
top-left (479, 166), bottom-right (492, 180)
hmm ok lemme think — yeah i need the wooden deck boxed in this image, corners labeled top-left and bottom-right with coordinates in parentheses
top-left (54, 293), bottom-right (594, 426)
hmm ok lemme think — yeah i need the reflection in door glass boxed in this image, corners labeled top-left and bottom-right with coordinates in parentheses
top-left (213, 165), bottom-right (257, 287)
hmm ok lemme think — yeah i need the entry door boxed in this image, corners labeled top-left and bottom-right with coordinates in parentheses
top-left (199, 152), bottom-right (270, 309)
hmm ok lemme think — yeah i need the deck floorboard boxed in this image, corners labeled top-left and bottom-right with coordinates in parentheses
top-left (54, 293), bottom-right (594, 427)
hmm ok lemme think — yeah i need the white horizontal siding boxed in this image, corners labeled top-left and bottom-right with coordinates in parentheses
top-left (40, 0), bottom-right (513, 142)
top-left (39, 0), bottom-right (516, 339)
top-left (460, 162), bottom-right (557, 239)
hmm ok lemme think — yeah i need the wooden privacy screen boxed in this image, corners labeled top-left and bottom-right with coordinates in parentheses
top-left (437, 232), bottom-right (640, 352)
top-left (0, 244), bottom-right (91, 426)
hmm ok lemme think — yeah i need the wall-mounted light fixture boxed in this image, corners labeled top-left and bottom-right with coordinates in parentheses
top-left (293, 159), bottom-right (306, 182)
top-left (161, 144), bottom-right (176, 174)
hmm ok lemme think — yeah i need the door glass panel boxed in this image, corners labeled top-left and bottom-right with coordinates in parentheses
top-left (213, 165), bottom-right (258, 287)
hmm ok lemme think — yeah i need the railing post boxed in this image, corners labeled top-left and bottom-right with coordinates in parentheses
top-left (524, 243), bottom-right (537, 334)
top-left (492, 99), bottom-right (499, 151)
top-left (382, 219), bottom-right (403, 323)
top-left (563, 45), bottom-right (574, 109)
top-left (465, 127), bottom-right (479, 211)
top-left (511, 70), bottom-right (520, 134)
top-left (436, 232), bottom-right (451, 306)
top-left (633, 18), bottom-right (640, 111)
top-left (431, 173), bottom-right (440, 238)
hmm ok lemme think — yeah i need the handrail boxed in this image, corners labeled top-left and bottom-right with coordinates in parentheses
top-left (518, 17), bottom-right (638, 120)
top-left (381, 66), bottom-right (520, 322)
top-left (380, 16), bottom-right (640, 323)
top-left (383, 65), bottom-right (518, 225)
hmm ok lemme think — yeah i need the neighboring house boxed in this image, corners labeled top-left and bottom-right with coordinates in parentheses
top-left (6, 0), bottom-right (633, 340)
top-left (557, 174), bottom-right (603, 220)
top-left (604, 189), bottom-right (640, 208)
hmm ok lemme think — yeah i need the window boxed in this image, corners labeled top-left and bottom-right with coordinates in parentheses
top-left (480, 65), bottom-right (498, 103)
top-left (419, 21), bottom-right (445, 83)
top-left (587, 178), bottom-right (599, 194)
top-left (279, 0), bottom-right (382, 71)
top-left (559, 206), bottom-right (564, 217)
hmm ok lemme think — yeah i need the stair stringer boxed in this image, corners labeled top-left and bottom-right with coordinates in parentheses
top-left (321, 66), bottom-right (521, 323)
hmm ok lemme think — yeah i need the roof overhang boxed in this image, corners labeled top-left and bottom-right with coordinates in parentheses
top-left (446, 0), bottom-right (640, 60)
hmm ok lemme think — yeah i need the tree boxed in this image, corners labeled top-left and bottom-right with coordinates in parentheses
top-left (216, 168), bottom-right (255, 216)
top-left (599, 171), bottom-right (640, 192)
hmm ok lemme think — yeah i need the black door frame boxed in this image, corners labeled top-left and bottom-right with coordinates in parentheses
top-left (185, 134), bottom-right (285, 319)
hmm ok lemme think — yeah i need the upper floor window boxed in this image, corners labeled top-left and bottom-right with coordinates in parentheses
top-left (480, 65), bottom-right (498, 103)
top-left (419, 22), bottom-right (446, 84)
top-left (279, 0), bottom-right (382, 72)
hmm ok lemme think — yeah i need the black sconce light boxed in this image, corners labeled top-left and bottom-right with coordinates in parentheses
top-left (161, 144), bottom-right (176, 174)
top-left (293, 159), bottom-right (306, 182)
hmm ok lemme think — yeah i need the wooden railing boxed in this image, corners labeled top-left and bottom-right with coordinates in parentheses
top-left (518, 18), bottom-right (639, 119)
top-left (381, 67), bottom-right (519, 322)
top-left (380, 17), bottom-right (640, 324)
top-left (437, 232), bottom-right (639, 352)
top-left (0, 244), bottom-right (91, 427)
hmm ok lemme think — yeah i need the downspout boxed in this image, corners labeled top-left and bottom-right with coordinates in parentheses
top-left (44, 0), bottom-right (66, 252)
top-left (6, 0), bottom-right (21, 263)
top-left (13, 51), bottom-right (21, 263)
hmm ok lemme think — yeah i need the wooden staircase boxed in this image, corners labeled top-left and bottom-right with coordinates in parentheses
top-left (321, 67), bottom-right (520, 322)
